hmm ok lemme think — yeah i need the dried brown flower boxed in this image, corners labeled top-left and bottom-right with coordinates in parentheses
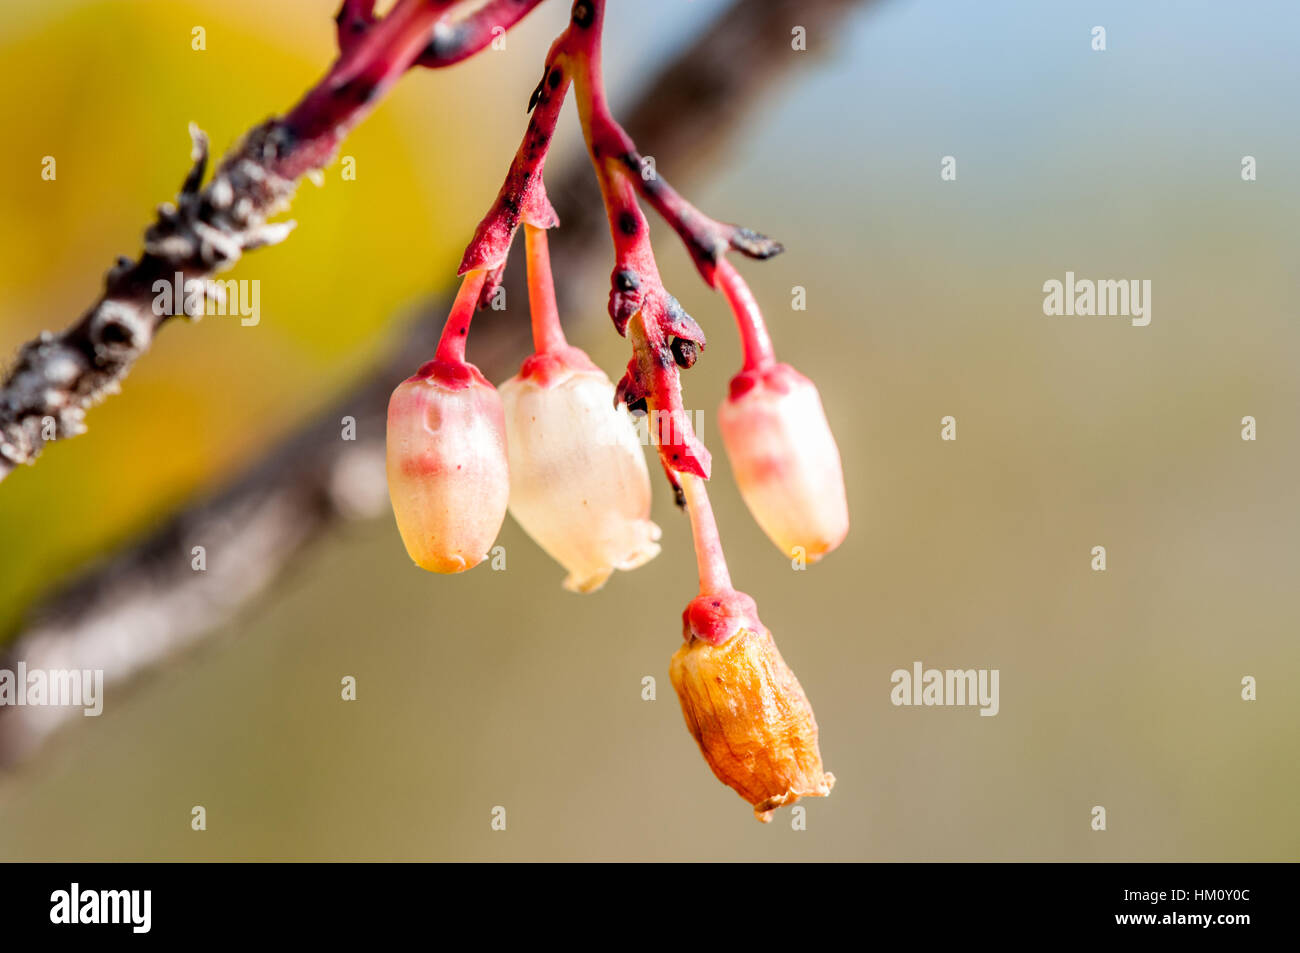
top-left (670, 622), bottom-right (834, 822)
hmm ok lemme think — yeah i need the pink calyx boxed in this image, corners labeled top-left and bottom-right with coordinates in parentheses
top-left (727, 360), bottom-right (805, 402)
top-left (411, 356), bottom-right (492, 391)
top-left (681, 588), bottom-right (762, 647)
top-left (514, 345), bottom-right (600, 389)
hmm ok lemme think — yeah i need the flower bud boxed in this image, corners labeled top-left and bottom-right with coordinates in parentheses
top-left (718, 362), bottom-right (848, 562)
top-left (671, 592), bottom-right (834, 822)
top-left (386, 359), bottom-right (509, 573)
top-left (499, 346), bottom-right (661, 592)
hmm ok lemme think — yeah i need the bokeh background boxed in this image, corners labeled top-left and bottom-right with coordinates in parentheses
top-left (0, 0), bottom-right (1297, 860)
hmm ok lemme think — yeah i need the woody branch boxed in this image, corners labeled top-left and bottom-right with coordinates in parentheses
top-left (0, 0), bottom-right (545, 483)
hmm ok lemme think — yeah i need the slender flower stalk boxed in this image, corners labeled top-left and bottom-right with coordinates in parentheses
top-left (680, 473), bottom-right (731, 596)
top-left (434, 270), bottom-right (488, 366)
top-left (678, 473), bottom-right (756, 645)
top-left (714, 258), bottom-right (775, 373)
top-left (525, 225), bottom-right (567, 354)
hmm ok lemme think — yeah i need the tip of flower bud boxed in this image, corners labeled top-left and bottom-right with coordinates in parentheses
top-left (561, 528), bottom-right (661, 593)
top-left (412, 356), bottom-right (491, 391)
top-left (514, 344), bottom-right (600, 387)
top-left (725, 360), bottom-right (801, 402)
top-left (682, 589), bottom-right (761, 646)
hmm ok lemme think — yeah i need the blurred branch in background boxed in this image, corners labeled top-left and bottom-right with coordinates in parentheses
top-left (0, 0), bottom-right (868, 765)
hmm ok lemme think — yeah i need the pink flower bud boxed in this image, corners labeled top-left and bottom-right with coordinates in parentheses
top-left (386, 359), bottom-right (509, 574)
top-left (499, 346), bottom-right (661, 592)
top-left (718, 362), bottom-right (849, 563)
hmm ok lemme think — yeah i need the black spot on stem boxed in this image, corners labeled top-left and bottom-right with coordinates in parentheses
top-left (571, 1), bottom-right (594, 28)
top-left (670, 338), bottom-right (698, 369)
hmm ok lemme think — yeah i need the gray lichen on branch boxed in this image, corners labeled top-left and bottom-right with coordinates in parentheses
top-left (0, 0), bottom-right (549, 483)
top-left (0, 122), bottom-right (300, 479)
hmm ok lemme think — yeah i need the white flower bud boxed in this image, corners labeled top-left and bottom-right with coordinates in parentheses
top-left (500, 347), bottom-right (661, 592)
top-left (386, 360), bottom-right (509, 573)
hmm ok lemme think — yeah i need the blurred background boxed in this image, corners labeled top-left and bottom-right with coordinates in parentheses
top-left (0, 0), bottom-right (1297, 860)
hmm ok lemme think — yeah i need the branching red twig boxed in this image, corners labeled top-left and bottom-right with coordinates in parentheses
top-left (714, 257), bottom-right (776, 372)
top-left (0, 0), bottom-right (546, 483)
top-left (452, 0), bottom-right (789, 489)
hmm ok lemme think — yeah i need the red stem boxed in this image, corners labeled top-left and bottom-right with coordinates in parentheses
top-left (461, 0), bottom-right (777, 478)
top-left (277, 0), bottom-right (545, 182)
top-left (682, 474), bottom-right (732, 595)
top-left (457, 21), bottom-right (571, 277)
top-left (435, 270), bottom-right (488, 364)
top-left (525, 225), bottom-right (567, 353)
top-left (562, 0), bottom-right (710, 478)
top-left (280, 0), bottom-right (455, 177)
top-left (569, 2), bottom-right (665, 302)
top-left (715, 258), bottom-right (775, 372)
top-left (417, 0), bottom-right (548, 69)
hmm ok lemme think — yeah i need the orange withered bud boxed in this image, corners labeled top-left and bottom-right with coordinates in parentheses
top-left (670, 589), bottom-right (835, 822)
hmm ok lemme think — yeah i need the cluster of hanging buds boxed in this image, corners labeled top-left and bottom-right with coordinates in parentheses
top-left (386, 0), bottom-right (848, 821)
